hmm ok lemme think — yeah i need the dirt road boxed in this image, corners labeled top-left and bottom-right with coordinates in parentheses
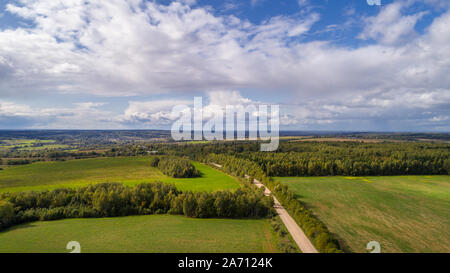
top-left (210, 163), bottom-right (318, 253)
top-left (248, 176), bottom-right (319, 253)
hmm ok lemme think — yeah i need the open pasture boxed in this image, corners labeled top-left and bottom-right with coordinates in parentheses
top-left (0, 157), bottom-right (240, 192)
top-left (0, 215), bottom-right (277, 253)
top-left (276, 175), bottom-right (450, 253)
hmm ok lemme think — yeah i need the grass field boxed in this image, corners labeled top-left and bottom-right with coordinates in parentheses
top-left (0, 157), bottom-right (240, 192)
top-left (0, 215), bottom-right (277, 253)
top-left (276, 175), bottom-right (450, 253)
top-left (0, 139), bottom-right (70, 151)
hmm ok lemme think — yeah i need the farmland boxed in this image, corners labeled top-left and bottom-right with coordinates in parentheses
top-left (276, 175), bottom-right (450, 253)
top-left (0, 139), bottom-right (70, 151)
top-left (0, 132), bottom-right (448, 254)
top-left (0, 215), bottom-right (277, 253)
top-left (0, 157), bottom-right (240, 192)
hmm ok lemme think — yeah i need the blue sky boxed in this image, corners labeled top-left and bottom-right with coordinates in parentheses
top-left (0, 0), bottom-right (449, 131)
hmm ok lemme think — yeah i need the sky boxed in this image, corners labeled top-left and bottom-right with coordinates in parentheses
top-left (0, 0), bottom-right (449, 131)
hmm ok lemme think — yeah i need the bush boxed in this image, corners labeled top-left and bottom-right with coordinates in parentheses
top-left (7, 159), bottom-right (31, 165)
top-left (154, 156), bottom-right (200, 178)
top-left (270, 216), bottom-right (299, 253)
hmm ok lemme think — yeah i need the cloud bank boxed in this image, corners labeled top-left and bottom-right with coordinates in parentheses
top-left (0, 0), bottom-right (448, 131)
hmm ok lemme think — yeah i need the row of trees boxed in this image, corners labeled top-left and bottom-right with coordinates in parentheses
top-left (150, 156), bottom-right (200, 178)
top-left (5, 159), bottom-right (31, 165)
top-left (263, 178), bottom-right (343, 253)
top-left (245, 154), bottom-right (449, 176)
top-left (0, 182), bottom-right (272, 231)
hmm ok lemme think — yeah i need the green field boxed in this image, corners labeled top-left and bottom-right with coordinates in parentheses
top-left (0, 215), bottom-right (277, 253)
top-left (276, 175), bottom-right (450, 253)
top-left (0, 157), bottom-right (240, 192)
top-left (0, 139), bottom-right (70, 151)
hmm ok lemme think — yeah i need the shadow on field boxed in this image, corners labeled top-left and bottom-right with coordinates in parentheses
top-left (197, 170), bottom-right (205, 178)
top-left (0, 222), bottom-right (37, 233)
top-left (332, 232), bottom-right (353, 253)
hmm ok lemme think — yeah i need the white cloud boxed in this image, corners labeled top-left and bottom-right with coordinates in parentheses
top-left (0, 0), bottom-right (322, 97)
top-left (207, 90), bottom-right (252, 106)
top-left (222, 1), bottom-right (240, 12)
top-left (297, 0), bottom-right (308, 7)
top-left (359, 2), bottom-right (428, 45)
top-left (0, 101), bottom-right (34, 117)
top-left (0, 100), bottom-right (118, 129)
top-left (250, 0), bottom-right (264, 8)
top-left (422, 0), bottom-right (450, 9)
top-left (120, 99), bottom-right (192, 125)
top-left (0, 1), bottom-right (448, 130)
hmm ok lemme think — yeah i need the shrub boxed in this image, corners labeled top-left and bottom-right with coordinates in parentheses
top-left (0, 201), bottom-right (15, 229)
top-left (154, 156), bottom-right (200, 178)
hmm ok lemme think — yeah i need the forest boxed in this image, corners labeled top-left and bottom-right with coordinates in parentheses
top-left (0, 182), bottom-right (273, 231)
top-left (238, 142), bottom-right (449, 176)
top-left (138, 141), bottom-right (449, 177)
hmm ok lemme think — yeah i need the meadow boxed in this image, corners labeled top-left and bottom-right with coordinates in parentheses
top-left (0, 215), bottom-right (277, 253)
top-left (0, 157), bottom-right (241, 192)
top-left (276, 175), bottom-right (450, 253)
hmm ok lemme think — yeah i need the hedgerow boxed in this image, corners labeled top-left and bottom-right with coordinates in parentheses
top-left (0, 182), bottom-right (273, 231)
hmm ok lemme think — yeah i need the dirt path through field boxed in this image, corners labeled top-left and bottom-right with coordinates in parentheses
top-left (247, 175), bottom-right (318, 253)
top-left (209, 163), bottom-right (318, 253)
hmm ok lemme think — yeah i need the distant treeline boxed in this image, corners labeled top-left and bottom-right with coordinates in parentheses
top-left (5, 136), bottom-right (448, 178)
top-left (139, 141), bottom-right (449, 177)
top-left (5, 159), bottom-right (31, 165)
top-left (240, 142), bottom-right (449, 176)
top-left (150, 156), bottom-right (200, 178)
top-left (205, 154), bottom-right (343, 253)
top-left (0, 182), bottom-right (272, 231)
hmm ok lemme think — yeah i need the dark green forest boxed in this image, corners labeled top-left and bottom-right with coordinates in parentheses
top-left (0, 182), bottom-right (272, 231)
top-left (137, 141), bottom-right (450, 177)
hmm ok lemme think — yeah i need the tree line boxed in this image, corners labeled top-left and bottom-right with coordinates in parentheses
top-left (0, 182), bottom-right (272, 231)
top-left (237, 142), bottom-right (449, 176)
top-left (5, 159), bottom-right (32, 165)
top-left (205, 153), bottom-right (344, 253)
top-left (135, 141), bottom-right (449, 177)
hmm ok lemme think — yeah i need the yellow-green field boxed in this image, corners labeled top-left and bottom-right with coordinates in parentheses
top-left (0, 139), bottom-right (70, 151)
top-left (0, 215), bottom-right (277, 253)
top-left (276, 175), bottom-right (450, 253)
top-left (0, 157), bottom-right (240, 192)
